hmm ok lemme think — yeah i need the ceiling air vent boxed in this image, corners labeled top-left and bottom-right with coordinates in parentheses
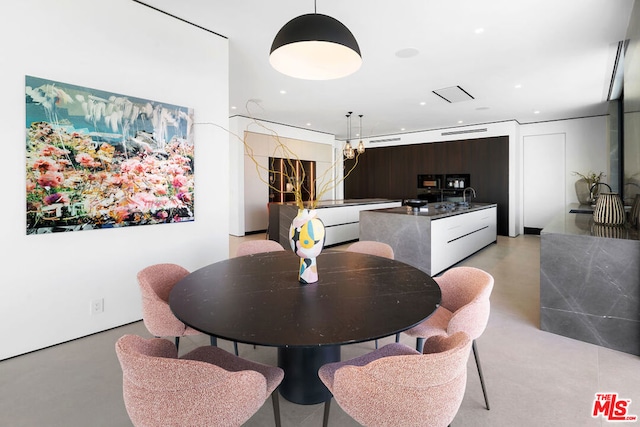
top-left (369, 137), bottom-right (401, 144)
top-left (433, 86), bottom-right (474, 103)
top-left (441, 128), bottom-right (487, 136)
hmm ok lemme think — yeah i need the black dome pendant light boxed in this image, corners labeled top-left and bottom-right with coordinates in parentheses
top-left (269, 0), bottom-right (362, 80)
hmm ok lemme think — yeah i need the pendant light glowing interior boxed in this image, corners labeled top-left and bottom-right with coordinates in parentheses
top-left (343, 112), bottom-right (355, 159)
top-left (270, 13), bottom-right (362, 80)
top-left (357, 114), bottom-right (365, 154)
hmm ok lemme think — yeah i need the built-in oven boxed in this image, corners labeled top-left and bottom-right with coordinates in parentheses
top-left (417, 174), bottom-right (443, 202)
top-left (416, 173), bottom-right (471, 202)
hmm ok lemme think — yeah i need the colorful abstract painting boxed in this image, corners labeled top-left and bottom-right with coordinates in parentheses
top-left (25, 76), bottom-right (194, 234)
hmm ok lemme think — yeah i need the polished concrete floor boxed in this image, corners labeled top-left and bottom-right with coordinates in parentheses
top-left (2, 235), bottom-right (638, 426)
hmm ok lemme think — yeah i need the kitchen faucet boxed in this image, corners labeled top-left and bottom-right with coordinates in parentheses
top-left (463, 187), bottom-right (476, 203)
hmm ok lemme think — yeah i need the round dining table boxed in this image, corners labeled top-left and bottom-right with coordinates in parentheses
top-left (169, 249), bottom-right (441, 405)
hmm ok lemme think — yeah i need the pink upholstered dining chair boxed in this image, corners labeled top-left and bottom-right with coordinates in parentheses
top-left (403, 266), bottom-right (494, 410)
top-left (116, 334), bottom-right (284, 427)
top-left (346, 240), bottom-right (394, 259)
top-left (347, 240), bottom-right (396, 348)
top-left (137, 263), bottom-right (238, 355)
top-left (236, 240), bottom-right (286, 256)
top-left (318, 332), bottom-right (472, 427)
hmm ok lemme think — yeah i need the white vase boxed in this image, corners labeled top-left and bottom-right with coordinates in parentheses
top-left (592, 192), bottom-right (625, 226)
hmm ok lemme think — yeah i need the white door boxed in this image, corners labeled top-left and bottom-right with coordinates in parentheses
top-left (523, 134), bottom-right (566, 229)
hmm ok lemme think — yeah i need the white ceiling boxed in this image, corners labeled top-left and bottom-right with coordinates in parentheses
top-left (138, 0), bottom-right (634, 140)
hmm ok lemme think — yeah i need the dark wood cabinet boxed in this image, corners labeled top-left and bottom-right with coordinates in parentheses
top-left (345, 136), bottom-right (510, 236)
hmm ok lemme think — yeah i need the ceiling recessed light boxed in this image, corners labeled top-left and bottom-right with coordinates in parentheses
top-left (395, 48), bottom-right (419, 58)
top-left (419, 101), bottom-right (426, 106)
top-left (475, 28), bottom-right (485, 34)
top-left (400, 128), bottom-right (406, 131)
top-left (306, 123), bottom-right (311, 126)
top-left (533, 110), bottom-right (540, 114)
top-left (230, 106), bottom-right (237, 110)
top-left (514, 84), bottom-right (522, 89)
top-left (280, 90), bottom-right (287, 94)
top-left (458, 120), bottom-right (463, 124)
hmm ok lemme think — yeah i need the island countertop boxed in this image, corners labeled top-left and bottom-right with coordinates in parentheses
top-left (275, 198), bottom-right (402, 208)
top-left (367, 202), bottom-right (497, 220)
top-left (360, 203), bottom-right (497, 275)
top-left (542, 203), bottom-right (639, 241)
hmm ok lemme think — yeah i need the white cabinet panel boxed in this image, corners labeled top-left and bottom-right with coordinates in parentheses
top-left (431, 207), bottom-right (497, 275)
top-left (324, 223), bottom-right (360, 246)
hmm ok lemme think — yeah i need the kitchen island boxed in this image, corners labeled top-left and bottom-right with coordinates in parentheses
top-left (269, 199), bottom-right (402, 248)
top-left (540, 204), bottom-right (640, 356)
top-left (360, 203), bottom-right (497, 275)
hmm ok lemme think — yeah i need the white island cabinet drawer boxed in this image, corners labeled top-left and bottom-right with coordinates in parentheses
top-left (430, 207), bottom-right (497, 275)
top-left (316, 202), bottom-right (401, 227)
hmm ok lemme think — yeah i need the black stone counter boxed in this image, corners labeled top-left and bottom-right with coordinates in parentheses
top-left (370, 202), bottom-right (497, 220)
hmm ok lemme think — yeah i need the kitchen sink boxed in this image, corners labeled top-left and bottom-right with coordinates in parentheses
top-left (569, 209), bottom-right (593, 214)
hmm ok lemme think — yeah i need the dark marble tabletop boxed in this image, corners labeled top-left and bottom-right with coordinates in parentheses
top-left (169, 250), bottom-right (441, 348)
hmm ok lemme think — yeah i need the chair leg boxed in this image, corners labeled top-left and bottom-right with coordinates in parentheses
top-left (323, 399), bottom-right (331, 427)
top-left (271, 390), bottom-right (281, 427)
top-left (395, 333), bottom-right (400, 343)
top-left (472, 340), bottom-right (490, 410)
top-left (234, 341), bottom-right (239, 356)
top-left (209, 335), bottom-right (217, 347)
top-left (375, 339), bottom-right (378, 349)
top-left (175, 336), bottom-right (180, 350)
top-left (416, 337), bottom-right (425, 352)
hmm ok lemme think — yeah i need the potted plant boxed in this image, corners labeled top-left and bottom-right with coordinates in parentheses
top-left (573, 171), bottom-right (605, 205)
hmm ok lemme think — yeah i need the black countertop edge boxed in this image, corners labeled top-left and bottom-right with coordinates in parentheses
top-left (364, 203), bottom-right (497, 220)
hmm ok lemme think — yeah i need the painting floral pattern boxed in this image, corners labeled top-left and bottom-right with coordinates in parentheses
top-left (25, 76), bottom-right (194, 234)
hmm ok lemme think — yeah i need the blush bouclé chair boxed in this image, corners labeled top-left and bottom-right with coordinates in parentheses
top-left (236, 240), bottom-right (286, 257)
top-left (318, 332), bottom-right (472, 427)
top-left (116, 334), bottom-right (284, 427)
top-left (403, 266), bottom-right (494, 410)
top-left (137, 263), bottom-right (238, 355)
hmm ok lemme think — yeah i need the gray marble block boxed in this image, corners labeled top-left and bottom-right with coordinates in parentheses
top-left (540, 213), bottom-right (640, 356)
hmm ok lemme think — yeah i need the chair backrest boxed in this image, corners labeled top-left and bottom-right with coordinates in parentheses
top-left (331, 332), bottom-right (471, 427)
top-left (435, 266), bottom-right (494, 340)
top-left (346, 241), bottom-right (394, 259)
top-left (236, 240), bottom-right (286, 256)
top-left (116, 335), bottom-right (269, 427)
top-left (137, 263), bottom-right (190, 337)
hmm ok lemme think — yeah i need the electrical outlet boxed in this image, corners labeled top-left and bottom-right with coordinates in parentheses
top-left (91, 298), bottom-right (104, 315)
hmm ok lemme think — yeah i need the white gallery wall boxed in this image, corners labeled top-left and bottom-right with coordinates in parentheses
top-left (0, 0), bottom-right (230, 359)
top-left (520, 115), bottom-right (609, 210)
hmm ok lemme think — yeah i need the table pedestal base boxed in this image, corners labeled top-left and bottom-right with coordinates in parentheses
top-left (277, 345), bottom-right (341, 405)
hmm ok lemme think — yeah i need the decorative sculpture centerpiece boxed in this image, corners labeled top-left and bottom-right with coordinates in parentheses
top-left (289, 208), bottom-right (325, 284)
